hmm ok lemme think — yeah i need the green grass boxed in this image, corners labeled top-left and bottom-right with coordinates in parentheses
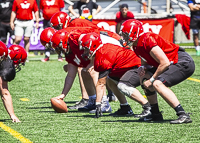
top-left (0, 51), bottom-right (200, 143)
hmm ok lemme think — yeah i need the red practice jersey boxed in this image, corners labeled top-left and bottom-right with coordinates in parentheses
top-left (12, 0), bottom-right (38, 20)
top-left (40, 0), bottom-right (65, 20)
top-left (94, 43), bottom-right (141, 78)
top-left (115, 11), bottom-right (134, 23)
top-left (133, 32), bottom-right (179, 67)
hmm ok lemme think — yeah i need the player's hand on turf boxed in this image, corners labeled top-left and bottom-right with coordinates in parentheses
top-left (55, 94), bottom-right (65, 100)
top-left (95, 104), bottom-right (102, 118)
top-left (10, 115), bottom-right (21, 123)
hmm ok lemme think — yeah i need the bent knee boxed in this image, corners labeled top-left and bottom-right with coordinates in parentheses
top-left (152, 80), bottom-right (163, 89)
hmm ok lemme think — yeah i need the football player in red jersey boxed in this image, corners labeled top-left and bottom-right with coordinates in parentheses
top-left (120, 19), bottom-right (195, 124)
top-left (0, 42), bottom-right (27, 122)
top-left (80, 33), bottom-right (151, 118)
top-left (115, 4), bottom-right (134, 34)
top-left (10, 0), bottom-right (39, 58)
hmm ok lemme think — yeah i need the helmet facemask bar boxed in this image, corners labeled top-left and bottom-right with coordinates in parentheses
top-left (54, 41), bottom-right (69, 56)
top-left (51, 17), bottom-right (63, 30)
top-left (0, 52), bottom-right (7, 63)
top-left (81, 41), bottom-right (93, 61)
top-left (45, 42), bottom-right (52, 49)
top-left (12, 54), bottom-right (25, 72)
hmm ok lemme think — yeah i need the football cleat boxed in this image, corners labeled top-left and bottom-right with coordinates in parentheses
top-left (68, 98), bottom-right (88, 110)
top-left (89, 100), bottom-right (112, 114)
top-left (41, 57), bottom-right (49, 62)
top-left (170, 111), bottom-right (192, 124)
top-left (78, 97), bottom-right (96, 111)
top-left (139, 111), bottom-right (163, 121)
top-left (134, 104), bottom-right (151, 118)
top-left (58, 55), bottom-right (63, 62)
top-left (58, 58), bottom-right (63, 62)
top-left (109, 105), bottom-right (134, 116)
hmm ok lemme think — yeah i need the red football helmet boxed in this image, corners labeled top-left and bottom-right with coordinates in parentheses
top-left (8, 45), bottom-right (27, 71)
top-left (51, 29), bottom-right (70, 55)
top-left (0, 41), bottom-right (8, 60)
top-left (50, 12), bottom-right (71, 30)
top-left (80, 32), bottom-right (103, 60)
top-left (120, 19), bottom-right (144, 44)
top-left (40, 27), bottom-right (57, 49)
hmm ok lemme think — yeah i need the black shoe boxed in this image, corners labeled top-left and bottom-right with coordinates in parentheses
top-left (170, 111), bottom-right (192, 124)
top-left (139, 112), bottom-right (163, 121)
top-left (78, 98), bottom-right (96, 112)
top-left (134, 105), bottom-right (151, 118)
top-left (109, 105), bottom-right (134, 116)
top-left (68, 98), bottom-right (88, 109)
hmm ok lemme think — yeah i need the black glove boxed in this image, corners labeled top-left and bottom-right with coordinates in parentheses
top-left (95, 104), bottom-right (102, 118)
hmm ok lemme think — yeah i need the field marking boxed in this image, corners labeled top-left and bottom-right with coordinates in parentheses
top-left (187, 77), bottom-right (200, 83)
top-left (0, 122), bottom-right (33, 143)
top-left (20, 98), bottom-right (30, 101)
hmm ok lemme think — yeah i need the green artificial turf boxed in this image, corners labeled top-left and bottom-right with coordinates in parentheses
top-left (0, 52), bottom-right (200, 143)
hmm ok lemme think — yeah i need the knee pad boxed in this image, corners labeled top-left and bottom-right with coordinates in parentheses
top-left (141, 85), bottom-right (156, 96)
top-left (117, 82), bottom-right (135, 98)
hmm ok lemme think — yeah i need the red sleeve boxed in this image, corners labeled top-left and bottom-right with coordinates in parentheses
top-left (127, 11), bottom-right (134, 19)
top-left (59, 0), bottom-right (65, 8)
top-left (12, 0), bottom-right (17, 12)
top-left (144, 35), bottom-right (158, 53)
top-left (115, 11), bottom-right (121, 23)
top-left (33, 0), bottom-right (39, 12)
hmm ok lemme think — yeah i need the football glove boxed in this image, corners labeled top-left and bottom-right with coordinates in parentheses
top-left (95, 104), bottom-right (102, 118)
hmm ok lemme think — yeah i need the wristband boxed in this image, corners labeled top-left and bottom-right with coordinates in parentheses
top-left (149, 76), bottom-right (155, 83)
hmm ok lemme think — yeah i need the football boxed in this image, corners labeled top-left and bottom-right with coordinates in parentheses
top-left (50, 98), bottom-right (68, 113)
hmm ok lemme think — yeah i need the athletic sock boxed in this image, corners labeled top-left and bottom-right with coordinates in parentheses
top-left (150, 103), bottom-right (160, 114)
top-left (174, 104), bottom-right (185, 113)
top-left (45, 51), bottom-right (50, 57)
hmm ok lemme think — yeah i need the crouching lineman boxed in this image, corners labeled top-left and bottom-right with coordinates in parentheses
top-left (120, 19), bottom-right (195, 124)
top-left (79, 33), bottom-right (151, 118)
top-left (0, 41), bottom-right (27, 122)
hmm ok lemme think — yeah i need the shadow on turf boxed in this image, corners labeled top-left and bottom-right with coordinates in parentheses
top-left (27, 106), bottom-right (52, 109)
top-left (0, 119), bottom-right (11, 122)
top-left (101, 119), bottom-right (171, 123)
top-left (34, 101), bottom-right (77, 104)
